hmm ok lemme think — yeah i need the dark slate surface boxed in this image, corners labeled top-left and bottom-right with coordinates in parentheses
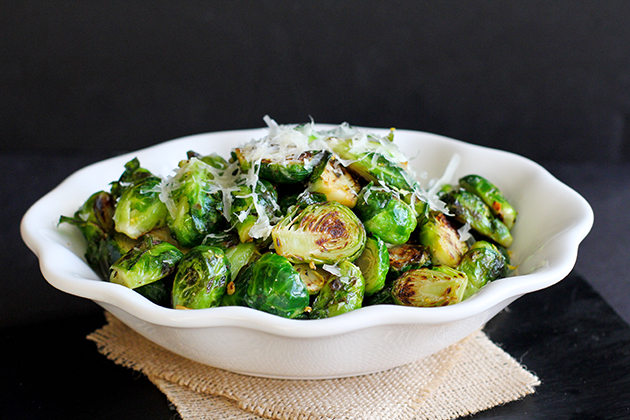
top-left (3, 274), bottom-right (629, 419)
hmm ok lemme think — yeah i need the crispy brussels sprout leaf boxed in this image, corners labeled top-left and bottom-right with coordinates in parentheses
top-left (355, 236), bottom-right (389, 295)
top-left (272, 201), bottom-right (367, 265)
top-left (310, 261), bottom-right (365, 319)
top-left (172, 245), bottom-right (230, 310)
top-left (355, 183), bottom-right (417, 245)
top-left (110, 237), bottom-right (183, 289)
top-left (459, 175), bottom-right (517, 229)
top-left (391, 266), bottom-right (467, 307)
top-left (243, 253), bottom-right (310, 319)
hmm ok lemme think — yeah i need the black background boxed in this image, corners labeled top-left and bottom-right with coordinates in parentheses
top-left (3, 1), bottom-right (630, 162)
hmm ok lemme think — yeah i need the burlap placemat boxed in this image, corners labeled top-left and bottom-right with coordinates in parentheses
top-left (87, 312), bottom-right (540, 420)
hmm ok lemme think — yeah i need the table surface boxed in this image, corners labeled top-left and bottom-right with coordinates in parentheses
top-left (2, 273), bottom-right (630, 419)
top-left (3, 151), bottom-right (630, 419)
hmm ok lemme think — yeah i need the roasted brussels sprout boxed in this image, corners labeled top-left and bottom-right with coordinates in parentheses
top-left (243, 253), bottom-right (310, 319)
top-left (310, 261), bottom-right (365, 319)
top-left (220, 262), bottom-right (254, 307)
top-left (110, 237), bottom-right (184, 289)
top-left (294, 264), bottom-right (330, 295)
top-left (229, 178), bottom-right (279, 242)
top-left (172, 245), bottom-right (230, 310)
top-left (440, 188), bottom-right (513, 248)
top-left (308, 153), bottom-right (361, 208)
top-left (459, 175), bottom-right (517, 229)
top-left (272, 201), bottom-right (367, 265)
top-left (355, 183), bottom-right (417, 245)
top-left (112, 161), bottom-right (168, 240)
top-left (162, 157), bottom-right (225, 247)
top-left (109, 158), bottom-right (154, 201)
top-left (135, 277), bottom-right (172, 307)
top-left (391, 265), bottom-right (467, 307)
top-left (418, 212), bottom-right (468, 267)
top-left (458, 241), bottom-right (507, 299)
top-left (234, 144), bottom-right (324, 184)
top-left (354, 236), bottom-right (389, 295)
top-left (326, 136), bottom-right (415, 191)
top-left (278, 191), bottom-right (327, 215)
top-left (223, 241), bottom-right (258, 281)
top-left (387, 243), bottom-right (431, 279)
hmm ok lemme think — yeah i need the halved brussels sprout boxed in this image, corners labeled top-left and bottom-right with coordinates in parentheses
top-left (110, 237), bottom-right (184, 289)
top-left (458, 241), bottom-right (507, 299)
top-left (59, 191), bottom-right (115, 242)
top-left (355, 183), bottom-right (416, 245)
top-left (294, 264), bottom-right (330, 295)
top-left (440, 188), bottom-right (513, 248)
top-left (310, 261), bottom-right (365, 319)
top-left (163, 157), bottom-right (225, 248)
top-left (272, 201), bottom-right (367, 265)
top-left (172, 245), bottom-right (230, 310)
top-left (109, 157), bottom-right (154, 201)
top-left (243, 253), bottom-right (310, 319)
top-left (459, 175), bottom-right (517, 229)
top-left (354, 236), bottom-right (389, 295)
top-left (308, 153), bottom-right (361, 208)
top-left (387, 243), bottom-right (431, 280)
top-left (391, 265), bottom-right (467, 307)
top-left (418, 212), bottom-right (468, 267)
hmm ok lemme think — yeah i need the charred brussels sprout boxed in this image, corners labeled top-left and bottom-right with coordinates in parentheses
top-left (387, 243), bottom-right (431, 279)
top-left (308, 153), bottom-right (361, 208)
top-left (229, 179), bottom-right (279, 242)
top-left (458, 241), bottom-right (507, 299)
top-left (243, 253), bottom-right (309, 319)
top-left (354, 236), bottom-right (389, 295)
top-left (112, 160), bottom-right (168, 239)
top-left (172, 245), bottom-right (230, 310)
top-left (272, 201), bottom-right (366, 265)
top-left (135, 278), bottom-right (172, 307)
top-left (391, 266), bottom-right (467, 307)
top-left (440, 188), bottom-right (513, 248)
top-left (418, 212), bottom-right (468, 267)
top-left (310, 261), bottom-right (365, 319)
top-left (459, 175), bottom-right (517, 229)
top-left (162, 157), bottom-right (225, 247)
top-left (110, 237), bottom-right (183, 289)
top-left (355, 183), bottom-right (417, 245)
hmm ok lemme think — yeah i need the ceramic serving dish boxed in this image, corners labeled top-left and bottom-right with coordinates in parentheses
top-left (21, 125), bottom-right (593, 379)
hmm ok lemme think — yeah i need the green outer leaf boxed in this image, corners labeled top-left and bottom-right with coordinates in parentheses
top-left (243, 253), bottom-right (309, 319)
top-left (172, 245), bottom-right (230, 310)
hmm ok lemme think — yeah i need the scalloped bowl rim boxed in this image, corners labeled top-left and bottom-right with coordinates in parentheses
top-left (21, 125), bottom-right (594, 339)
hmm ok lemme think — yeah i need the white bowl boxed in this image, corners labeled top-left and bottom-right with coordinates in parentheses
top-left (21, 125), bottom-right (593, 379)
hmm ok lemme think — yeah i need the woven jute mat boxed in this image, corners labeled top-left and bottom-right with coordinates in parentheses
top-left (87, 312), bottom-right (540, 420)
